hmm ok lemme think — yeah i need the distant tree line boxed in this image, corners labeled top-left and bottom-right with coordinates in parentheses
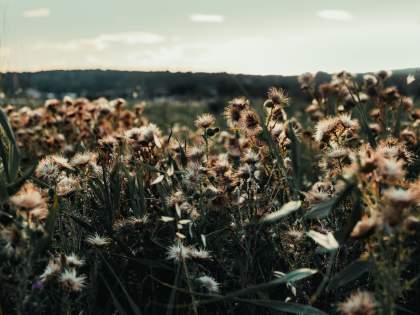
top-left (0, 69), bottom-right (418, 102)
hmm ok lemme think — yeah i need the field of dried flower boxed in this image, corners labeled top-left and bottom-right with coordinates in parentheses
top-left (0, 70), bottom-right (419, 314)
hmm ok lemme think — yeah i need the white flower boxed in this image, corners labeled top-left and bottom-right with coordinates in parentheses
top-left (190, 248), bottom-right (211, 260)
top-left (166, 242), bottom-right (192, 262)
top-left (64, 253), bottom-right (84, 268)
top-left (407, 74), bottom-right (416, 85)
top-left (86, 233), bottom-right (111, 247)
top-left (40, 257), bottom-right (62, 283)
top-left (59, 269), bottom-right (86, 292)
top-left (196, 276), bottom-right (220, 293)
top-left (70, 151), bottom-right (97, 167)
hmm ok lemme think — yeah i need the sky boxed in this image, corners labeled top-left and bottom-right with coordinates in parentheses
top-left (0, 0), bottom-right (420, 75)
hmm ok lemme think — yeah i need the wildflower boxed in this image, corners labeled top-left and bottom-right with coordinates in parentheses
top-left (298, 72), bottom-right (315, 90)
top-left (196, 276), bottom-right (220, 294)
top-left (376, 69), bottom-right (392, 81)
top-left (36, 156), bottom-right (60, 181)
top-left (400, 129), bottom-right (417, 145)
top-left (64, 253), bottom-right (84, 268)
top-left (98, 135), bottom-right (118, 152)
top-left (351, 215), bottom-right (379, 238)
top-left (125, 127), bottom-right (143, 142)
top-left (166, 190), bottom-right (186, 208)
top-left (286, 228), bottom-right (304, 241)
top-left (224, 97), bottom-right (249, 129)
top-left (141, 123), bottom-right (162, 146)
top-left (401, 96), bottom-right (414, 110)
top-left (190, 247), bottom-right (211, 260)
top-left (239, 110), bottom-right (261, 136)
top-left (407, 74), bottom-right (416, 85)
top-left (50, 155), bottom-right (73, 170)
top-left (59, 269), bottom-right (86, 292)
top-left (166, 242), bottom-right (191, 262)
top-left (10, 182), bottom-right (44, 210)
top-left (70, 151), bottom-right (97, 167)
top-left (40, 257), bottom-right (62, 283)
top-left (384, 188), bottom-right (417, 208)
top-left (363, 74), bottom-right (378, 87)
top-left (314, 116), bottom-right (339, 142)
top-left (0, 225), bottom-right (28, 257)
top-left (304, 181), bottom-right (335, 204)
top-left (337, 291), bottom-right (376, 315)
top-left (195, 113), bottom-right (216, 130)
top-left (86, 233), bottom-right (111, 247)
top-left (241, 149), bottom-right (259, 165)
top-left (187, 146), bottom-right (205, 163)
top-left (56, 176), bottom-right (80, 196)
top-left (267, 87), bottom-right (289, 107)
top-left (269, 106), bottom-right (288, 123)
top-left (376, 157), bottom-right (405, 181)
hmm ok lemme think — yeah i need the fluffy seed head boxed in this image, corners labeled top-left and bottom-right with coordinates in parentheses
top-left (59, 269), bottom-right (86, 292)
top-left (338, 291), bottom-right (376, 315)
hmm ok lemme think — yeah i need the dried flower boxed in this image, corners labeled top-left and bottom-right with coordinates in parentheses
top-left (196, 276), bottom-right (220, 293)
top-left (195, 114), bottom-right (216, 130)
top-left (86, 233), bottom-right (111, 247)
top-left (59, 269), bottom-right (86, 292)
top-left (338, 291), bottom-right (376, 315)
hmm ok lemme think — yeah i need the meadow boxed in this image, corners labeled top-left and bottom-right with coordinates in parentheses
top-left (0, 70), bottom-right (419, 314)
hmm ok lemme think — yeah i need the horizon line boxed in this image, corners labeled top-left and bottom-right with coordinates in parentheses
top-left (1, 66), bottom-right (419, 77)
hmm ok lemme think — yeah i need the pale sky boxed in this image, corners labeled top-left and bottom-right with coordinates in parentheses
top-left (0, 0), bottom-right (420, 75)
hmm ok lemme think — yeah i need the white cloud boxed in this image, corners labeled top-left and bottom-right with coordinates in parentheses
top-left (34, 32), bottom-right (165, 52)
top-left (317, 10), bottom-right (353, 21)
top-left (190, 14), bottom-right (224, 23)
top-left (23, 8), bottom-right (51, 18)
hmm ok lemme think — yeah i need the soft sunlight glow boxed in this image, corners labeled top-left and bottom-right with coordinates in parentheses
top-left (189, 14), bottom-right (225, 23)
top-left (3, 1), bottom-right (420, 74)
top-left (23, 8), bottom-right (51, 18)
top-left (34, 32), bottom-right (165, 52)
top-left (317, 10), bottom-right (353, 21)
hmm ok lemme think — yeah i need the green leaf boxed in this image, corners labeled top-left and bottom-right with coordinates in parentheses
top-left (45, 193), bottom-right (60, 238)
top-left (179, 142), bottom-right (188, 168)
top-left (222, 268), bottom-right (317, 299)
top-left (6, 164), bottom-right (37, 195)
top-left (0, 108), bottom-right (20, 181)
top-left (67, 214), bottom-right (96, 233)
top-left (8, 143), bottom-right (20, 182)
top-left (135, 166), bottom-right (146, 216)
top-left (274, 268), bottom-right (318, 284)
top-left (304, 197), bottom-right (337, 219)
top-left (304, 181), bottom-right (354, 219)
top-left (327, 259), bottom-right (372, 290)
top-left (259, 200), bottom-right (302, 224)
top-left (307, 230), bottom-right (339, 251)
top-left (0, 138), bottom-right (10, 180)
top-left (240, 299), bottom-right (328, 315)
top-left (0, 176), bottom-right (9, 203)
top-left (0, 108), bottom-right (19, 153)
top-left (288, 122), bottom-right (302, 192)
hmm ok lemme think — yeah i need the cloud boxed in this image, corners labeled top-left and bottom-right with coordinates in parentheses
top-left (34, 32), bottom-right (165, 52)
top-left (190, 14), bottom-right (224, 23)
top-left (317, 10), bottom-right (353, 21)
top-left (23, 8), bottom-right (51, 18)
